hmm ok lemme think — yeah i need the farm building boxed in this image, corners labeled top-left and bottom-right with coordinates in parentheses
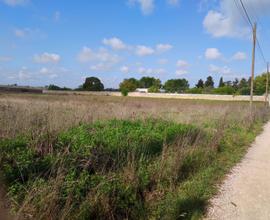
top-left (136, 88), bottom-right (149, 93)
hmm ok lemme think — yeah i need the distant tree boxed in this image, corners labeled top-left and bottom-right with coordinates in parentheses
top-left (239, 78), bottom-right (249, 89)
top-left (224, 81), bottom-right (232, 87)
top-left (119, 78), bottom-right (139, 95)
top-left (218, 77), bottom-right (225, 88)
top-left (164, 79), bottom-right (189, 93)
top-left (82, 77), bottom-right (104, 91)
top-left (232, 78), bottom-right (239, 90)
top-left (196, 79), bottom-right (204, 88)
top-left (48, 84), bottom-right (61, 90)
top-left (254, 73), bottom-right (270, 95)
top-left (213, 86), bottom-right (235, 95)
top-left (139, 77), bottom-right (161, 88)
top-left (148, 86), bottom-right (160, 93)
top-left (205, 76), bottom-right (214, 88)
top-left (47, 84), bottom-right (72, 91)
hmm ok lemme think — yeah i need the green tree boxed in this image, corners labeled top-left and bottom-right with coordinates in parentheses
top-left (196, 79), bottom-right (204, 88)
top-left (232, 78), bottom-right (239, 90)
top-left (218, 77), bottom-right (225, 88)
top-left (119, 78), bottom-right (139, 95)
top-left (82, 77), bottom-right (104, 91)
top-left (164, 79), bottom-right (189, 93)
top-left (239, 78), bottom-right (249, 89)
top-left (205, 76), bottom-right (214, 88)
top-left (47, 84), bottom-right (72, 91)
top-left (139, 77), bottom-right (160, 88)
top-left (254, 73), bottom-right (270, 95)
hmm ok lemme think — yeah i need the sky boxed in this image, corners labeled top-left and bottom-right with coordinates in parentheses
top-left (0, 0), bottom-right (270, 88)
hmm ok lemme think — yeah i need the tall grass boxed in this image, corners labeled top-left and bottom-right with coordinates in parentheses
top-left (0, 93), bottom-right (269, 219)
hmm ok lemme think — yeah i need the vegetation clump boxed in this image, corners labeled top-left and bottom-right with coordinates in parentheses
top-left (0, 109), bottom-right (269, 219)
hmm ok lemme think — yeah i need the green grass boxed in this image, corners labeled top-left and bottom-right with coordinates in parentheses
top-left (0, 117), bottom-right (267, 219)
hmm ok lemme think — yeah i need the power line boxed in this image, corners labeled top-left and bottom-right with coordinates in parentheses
top-left (239, 0), bottom-right (253, 28)
top-left (238, 0), bottom-right (267, 65)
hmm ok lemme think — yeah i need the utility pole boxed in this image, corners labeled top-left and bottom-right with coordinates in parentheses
top-left (266, 62), bottom-right (269, 104)
top-left (250, 22), bottom-right (257, 109)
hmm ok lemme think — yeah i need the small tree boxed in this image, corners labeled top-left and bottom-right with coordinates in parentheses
top-left (205, 76), bottom-right (214, 88)
top-left (232, 78), bottom-right (239, 90)
top-left (218, 77), bottom-right (225, 88)
top-left (196, 79), bottom-right (204, 88)
top-left (119, 78), bottom-right (139, 95)
top-left (82, 77), bottom-right (104, 91)
top-left (121, 88), bottom-right (129, 96)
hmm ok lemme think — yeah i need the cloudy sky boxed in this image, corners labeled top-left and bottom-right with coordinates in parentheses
top-left (0, 0), bottom-right (270, 88)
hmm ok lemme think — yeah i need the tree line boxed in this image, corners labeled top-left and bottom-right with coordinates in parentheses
top-left (47, 73), bottom-right (270, 96)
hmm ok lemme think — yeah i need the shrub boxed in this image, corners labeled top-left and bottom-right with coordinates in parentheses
top-left (121, 88), bottom-right (129, 96)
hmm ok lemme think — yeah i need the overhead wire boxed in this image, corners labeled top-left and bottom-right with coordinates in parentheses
top-left (238, 0), bottom-right (267, 65)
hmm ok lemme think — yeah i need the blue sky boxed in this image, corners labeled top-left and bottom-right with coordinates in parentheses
top-left (0, 0), bottom-right (270, 88)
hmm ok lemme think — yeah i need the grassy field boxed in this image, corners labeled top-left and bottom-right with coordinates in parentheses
top-left (0, 93), bottom-right (269, 219)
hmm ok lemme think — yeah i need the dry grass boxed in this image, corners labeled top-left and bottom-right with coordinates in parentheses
top-left (0, 93), bottom-right (269, 220)
top-left (0, 93), bottom-right (266, 139)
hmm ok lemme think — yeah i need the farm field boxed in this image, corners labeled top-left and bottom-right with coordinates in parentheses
top-left (0, 93), bottom-right (269, 219)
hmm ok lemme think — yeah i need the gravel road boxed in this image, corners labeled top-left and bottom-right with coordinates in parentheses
top-left (206, 121), bottom-right (270, 220)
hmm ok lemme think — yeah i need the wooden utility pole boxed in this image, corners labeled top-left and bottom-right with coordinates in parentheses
top-left (250, 22), bottom-right (257, 109)
top-left (266, 62), bottom-right (269, 104)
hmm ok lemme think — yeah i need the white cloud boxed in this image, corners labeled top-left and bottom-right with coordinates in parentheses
top-left (232, 52), bottom-right (247, 60)
top-left (54, 11), bottom-right (61, 22)
top-left (103, 37), bottom-right (127, 50)
top-left (135, 45), bottom-right (155, 56)
top-left (202, 0), bottom-right (270, 38)
top-left (48, 74), bottom-right (58, 79)
top-left (1, 0), bottom-right (28, 6)
top-left (120, 66), bottom-right (130, 73)
top-left (18, 66), bottom-right (31, 80)
top-left (205, 48), bottom-right (222, 60)
top-left (209, 64), bottom-right (232, 75)
top-left (176, 59), bottom-right (189, 68)
top-left (13, 28), bottom-right (44, 39)
top-left (158, 58), bottom-right (168, 65)
top-left (156, 44), bottom-right (173, 53)
top-left (156, 68), bottom-right (167, 74)
top-left (77, 47), bottom-right (120, 64)
top-left (175, 69), bottom-right (188, 75)
top-left (129, 0), bottom-right (155, 15)
top-left (167, 0), bottom-right (179, 6)
top-left (40, 67), bottom-right (50, 74)
top-left (0, 56), bottom-right (12, 62)
top-left (138, 67), bottom-right (166, 75)
top-left (14, 28), bottom-right (27, 38)
top-left (90, 63), bottom-right (112, 72)
top-left (138, 67), bottom-right (153, 74)
top-left (34, 52), bottom-right (61, 64)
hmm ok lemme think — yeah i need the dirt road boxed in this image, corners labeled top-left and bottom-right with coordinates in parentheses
top-left (206, 121), bottom-right (270, 220)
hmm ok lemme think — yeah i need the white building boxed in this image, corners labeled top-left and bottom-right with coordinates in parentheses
top-left (136, 88), bottom-right (148, 93)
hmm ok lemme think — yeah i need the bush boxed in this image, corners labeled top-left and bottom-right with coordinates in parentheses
top-left (186, 88), bottom-right (203, 94)
top-left (0, 119), bottom-right (201, 219)
top-left (121, 88), bottom-right (129, 96)
top-left (213, 86), bottom-right (235, 95)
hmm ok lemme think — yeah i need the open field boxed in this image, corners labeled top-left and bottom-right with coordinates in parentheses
top-left (44, 90), bottom-right (266, 102)
top-left (0, 93), bottom-right (269, 219)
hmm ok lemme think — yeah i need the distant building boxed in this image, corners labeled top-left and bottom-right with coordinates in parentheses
top-left (0, 85), bottom-right (43, 94)
top-left (136, 88), bottom-right (148, 93)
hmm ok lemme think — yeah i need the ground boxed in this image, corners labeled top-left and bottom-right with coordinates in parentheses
top-left (207, 121), bottom-right (270, 220)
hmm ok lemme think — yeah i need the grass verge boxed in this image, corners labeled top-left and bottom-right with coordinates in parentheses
top-left (0, 114), bottom-right (268, 219)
